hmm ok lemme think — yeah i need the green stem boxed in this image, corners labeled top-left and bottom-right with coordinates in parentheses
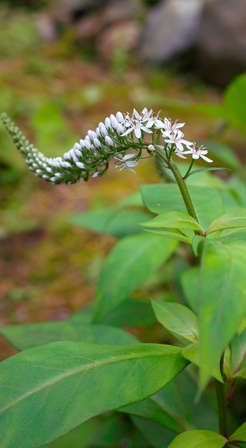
top-left (183, 159), bottom-right (195, 180)
top-left (215, 355), bottom-right (228, 438)
top-left (167, 158), bottom-right (201, 226)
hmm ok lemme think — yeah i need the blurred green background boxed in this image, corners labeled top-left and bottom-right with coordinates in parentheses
top-left (0, 0), bottom-right (246, 362)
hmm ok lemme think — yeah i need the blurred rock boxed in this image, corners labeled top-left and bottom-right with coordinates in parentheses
top-left (35, 12), bottom-right (58, 42)
top-left (103, 0), bottom-right (143, 23)
top-left (195, 0), bottom-right (246, 87)
top-left (97, 21), bottom-right (141, 61)
top-left (140, 0), bottom-right (203, 63)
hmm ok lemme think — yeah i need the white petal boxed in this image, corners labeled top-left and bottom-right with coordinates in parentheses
top-left (200, 154), bottom-right (213, 163)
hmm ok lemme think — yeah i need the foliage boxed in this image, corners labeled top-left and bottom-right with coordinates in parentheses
top-left (1, 49), bottom-right (246, 448)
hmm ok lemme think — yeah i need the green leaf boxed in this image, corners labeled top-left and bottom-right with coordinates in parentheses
top-left (0, 342), bottom-right (188, 448)
top-left (93, 233), bottom-right (177, 323)
top-left (102, 298), bottom-right (156, 327)
top-left (230, 330), bottom-right (246, 378)
top-left (140, 211), bottom-right (203, 232)
top-left (206, 209), bottom-right (246, 234)
top-left (204, 142), bottom-right (241, 171)
top-left (0, 320), bottom-right (138, 351)
top-left (199, 239), bottom-right (246, 388)
top-left (175, 372), bottom-right (218, 431)
top-left (141, 227), bottom-right (192, 244)
top-left (167, 430), bottom-right (227, 448)
top-left (120, 380), bottom-right (194, 434)
top-left (141, 184), bottom-right (224, 229)
top-left (182, 344), bottom-right (223, 382)
top-left (132, 416), bottom-right (176, 448)
top-left (70, 208), bottom-right (151, 238)
top-left (223, 72), bottom-right (246, 135)
top-left (230, 421), bottom-right (246, 442)
top-left (181, 268), bottom-right (200, 314)
top-left (151, 300), bottom-right (199, 343)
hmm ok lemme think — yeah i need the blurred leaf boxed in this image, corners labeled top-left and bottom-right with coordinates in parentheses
top-left (152, 300), bottom-right (199, 343)
top-left (0, 342), bottom-right (188, 448)
top-left (223, 73), bottom-right (246, 135)
top-left (204, 142), bottom-right (241, 171)
top-left (31, 103), bottom-right (75, 156)
top-left (70, 208), bottom-right (151, 238)
top-left (141, 185), bottom-right (224, 229)
top-left (181, 267), bottom-right (200, 314)
top-left (230, 331), bottom-right (246, 379)
top-left (121, 380), bottom-right (194, 433)
top-left (0, 320), bottom-right (138, 350)
top-left (70, 299), bottom-right (157, 328)
top-left (93, 233), bottom-right (177, 323)
top-left (167, 430), bottom-right (227, 448)
top-left (132, 416), bottom-right (177, 448)
top-left (199, 239), bottom-right (246, 388)
top-left (175, 372), bottom-right (218, 431)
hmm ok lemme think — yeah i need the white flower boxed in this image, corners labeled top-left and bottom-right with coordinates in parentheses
top-left (121, 108), bottom-right (153, 139)
top-left (162, 129), bottom-right (192, 152)
top-left (182, 144), bottom-right (213, 163)
top-left (114, 153), bottom-right (138, 173)
top-left (163, 118), bottom-right (185, 132)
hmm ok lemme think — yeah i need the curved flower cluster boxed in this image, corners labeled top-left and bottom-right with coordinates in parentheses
top-left (1, 108), bottom-right (213, 185)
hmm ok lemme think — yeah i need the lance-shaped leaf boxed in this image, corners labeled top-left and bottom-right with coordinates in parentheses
top-left (199, 239), bottom-right (246, 388)
top-left (167, 430), bottom-right (227, 448)
top-left (230, 422), bottom-right (246, 443)
top-left (141, 184), bottom-right (224, 229)
top-left (206, 208), bottom-right (246, 234)
top-left (140, 211), bottom-right (203, 233)
top-left (93, 233), bottom-right (177, 323)
top-left (120, 380), bottom-right (194, 434)
top-left (0, 320), bottom-right (138, 351)
top-left (0, 341), bottom-right (188, 448)
top-left (151, 300), bottom-right (199, 343)
top-left (141, 227), bottom-right (192, 244)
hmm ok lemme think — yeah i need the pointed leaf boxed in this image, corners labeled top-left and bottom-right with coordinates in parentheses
top-left (167, 430), bottom-right (227, 448)
top-left (141, 227), bottom-right (192, 244)
top-left (0, 320), bottom-right (138, 351)
top-left (0, 342), bottom-right (188, 448)
top-left (231, 422), bottom-right (246, 442)
top-left (140, 211), bottom-right (203, 232)
top-left (206, 209), bottom-right (246, 234)
top-left (151, 300), bottom-right (199, 343)
top-left (199, 239), bottom-right (246, 388)
top-left (93, 233), bottom-right (177, 323)
top-left (141, 184), bottom-right (224, 229)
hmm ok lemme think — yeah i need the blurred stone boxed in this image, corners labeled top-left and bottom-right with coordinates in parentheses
top-left (140, 0), bottom-right (203, 63)
top-left (195, 0), bottom-right (246, 88)
top-left (103, 0), bottom-right (143, 23)
top-left (74, 13), bottom-right (104, 39)
top-left (97, 21), bottom-right (141, 61)
top-left (35, 12), bottom-right (58, 42)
